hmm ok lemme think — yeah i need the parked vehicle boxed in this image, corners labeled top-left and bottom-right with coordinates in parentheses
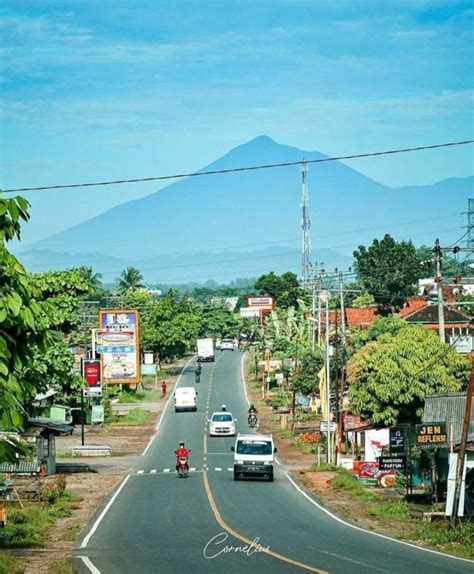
top-left (197, 338), bottom-right (214, 362)
top-left (231, 433), bottom-right (277, 481)
top-left (174, 387), bottom-right (198, 412)
top-left (208, 411), bottom-right (236, 436)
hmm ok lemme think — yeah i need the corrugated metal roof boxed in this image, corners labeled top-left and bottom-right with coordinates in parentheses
top-left (422, 392), bottom-right (474, 445)
top-left (0, 461), bottom-right (40, 474)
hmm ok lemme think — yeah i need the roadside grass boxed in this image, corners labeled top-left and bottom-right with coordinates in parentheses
top-left (62, 522), bottom-right (81, 541)
top-left (117, 388), bottom-right (162, 404)
top-left (308, 463), bottom-right (340, 472)
top-left (330, 469), bottom-right (377, 500)
top-left (369, 500), bottom-right (409, 519)
top-left (110, 407), bottom-right (150, 425)
top-left (48, 559), bottom-right (75, 574)
top-left (0, 490), bottom-right (82, 548)
top-left (0, 552), bottom-right (24, 574)
top-left (403, 521), bottom-right (474, 559)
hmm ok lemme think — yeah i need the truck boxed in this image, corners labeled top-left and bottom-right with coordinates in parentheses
top-left (197, 338), bottom-right (214, 362)
top-left (231, 433), bottom-right (277, 481)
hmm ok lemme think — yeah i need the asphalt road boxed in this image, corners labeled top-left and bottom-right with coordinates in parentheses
top-left (74, 351), bottom-right (473, 573)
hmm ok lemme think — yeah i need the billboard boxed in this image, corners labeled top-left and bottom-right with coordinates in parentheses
top-left (247, 296), bottom-right (274, 308)
top-left (98, 310), bottom-right (140, 384)
top-left (82, 359), bottom-right (102, 397)
top-left (240, 307), bottom-right (260, 318)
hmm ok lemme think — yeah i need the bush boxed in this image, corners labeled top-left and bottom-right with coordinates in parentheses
top-left (370, 500), bottom-right (409, 519)
top-left (0, 553), bottom-right (24, 574)
top-left (110, 408), bottom-right (150, 425)
top-left (330, 469), bottom-right (376, 499)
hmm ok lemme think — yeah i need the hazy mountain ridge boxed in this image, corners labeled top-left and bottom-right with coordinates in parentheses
top-left (17, 136), bottom-right (472, 283)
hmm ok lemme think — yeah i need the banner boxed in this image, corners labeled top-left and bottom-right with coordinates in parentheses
top-left (98, 310), bottom-right (140, 384)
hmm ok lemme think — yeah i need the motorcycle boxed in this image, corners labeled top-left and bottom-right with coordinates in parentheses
top-left (195, 372), bottom-right (200, 383)
top-left (177, 456), bottom-right (189, 478)
top-left (248, 413), bottom-right (258, 428)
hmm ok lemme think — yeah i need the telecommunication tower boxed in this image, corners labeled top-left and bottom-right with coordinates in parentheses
top-left (300, 161), bottom-right (311, 285)
top-left (466, 198), bottom-right (474, 249)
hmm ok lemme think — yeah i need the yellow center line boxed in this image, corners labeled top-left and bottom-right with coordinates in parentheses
top-left (202, 472), bottom-right (327, 573)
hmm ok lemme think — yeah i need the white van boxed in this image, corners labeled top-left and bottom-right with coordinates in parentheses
top-left (231, 433), bottom-right (277, 481)
top-left (174, 387), bottom-right (198, 412)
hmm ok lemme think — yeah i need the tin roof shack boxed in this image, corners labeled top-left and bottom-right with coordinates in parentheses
top-left (25, 418), bottom-right (73, 476)
top-left (422, 392), bottom-right (474, 515)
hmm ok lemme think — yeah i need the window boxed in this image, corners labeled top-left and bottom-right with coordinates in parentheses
top-left (236, 440), bottom-right (272, 455)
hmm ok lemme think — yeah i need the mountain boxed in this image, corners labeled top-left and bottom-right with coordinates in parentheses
top-left (18, 136), bottom-right (473, 282)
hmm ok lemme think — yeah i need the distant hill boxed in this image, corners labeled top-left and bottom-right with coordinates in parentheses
top-left (18, 136), bottom-right (472, 283)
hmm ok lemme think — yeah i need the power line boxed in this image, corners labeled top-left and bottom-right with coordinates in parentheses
top-left (3, 140), bottom-right (472, 193)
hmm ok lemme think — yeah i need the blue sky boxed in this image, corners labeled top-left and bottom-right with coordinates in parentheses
top-left (0, 0), bottom-right (473, 244)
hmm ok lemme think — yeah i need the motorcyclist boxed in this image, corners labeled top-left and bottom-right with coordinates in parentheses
top-left (175, 442), bottom-right (190, 471)
top-left (221, 405), bottom-right (227, 412)
top-left (195, 361), bottom-right (202, 375)
top-left (248, 404), bottom-right (258, 424)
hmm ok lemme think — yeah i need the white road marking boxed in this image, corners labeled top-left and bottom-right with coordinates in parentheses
top-left (190, 467), bottom-right (196, 472)
top-left (215, 467), bottom-right (222, 471)
top-left (285, 472), bottom-right (473, 564)
top-left (137, 470), bottom-right (144, 474)
top-left (80, 475), bottom-right (130, 548)
top-left (163, 468), bottom-right (170, 473)
top-left (227, 467), bottom-right (233, 471)
top-left (150, 469), bottom-right (157, 474)
top-left (141, 434), bottom-right (156, 457)
top-left (77, 556), bottom-right (101, 574)
top-left (240, 351), bottom-right (250, 406)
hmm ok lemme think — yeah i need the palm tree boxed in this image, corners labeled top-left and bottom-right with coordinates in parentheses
top-left (117, 267), bottom-right (145, 293)
top-left (78, 266), bottom-right (103, 289)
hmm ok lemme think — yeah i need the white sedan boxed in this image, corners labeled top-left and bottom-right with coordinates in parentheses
top-left (221, 339), bottom-right (234, 351)
top-left (208, 412), bottom-right (236, 436)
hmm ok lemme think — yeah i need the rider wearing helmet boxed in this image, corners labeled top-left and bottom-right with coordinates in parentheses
top-left (221, 405), bottom-right (227, 412)
top-left (248, 404), bottom-right (257, 415)
top-left (175, 441), bottom-right (190, 471)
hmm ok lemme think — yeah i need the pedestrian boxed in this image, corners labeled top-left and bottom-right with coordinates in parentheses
top-left (161, 380), bottom-right (167, 398)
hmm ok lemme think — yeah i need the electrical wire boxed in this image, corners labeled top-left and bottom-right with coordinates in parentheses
top-left (3, 140), bottom-right (472, 193)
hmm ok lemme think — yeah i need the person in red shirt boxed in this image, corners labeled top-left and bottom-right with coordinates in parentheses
top-left (175, 442), bottom-right (190, 472)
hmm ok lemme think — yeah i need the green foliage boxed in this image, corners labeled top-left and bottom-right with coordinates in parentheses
top-left (117, 266), bottom-right (144, 293)
top-left (347, 325), bottom-right (469, 425)
top-left (416, 245), bottom-right (470, 279)
top-left (29, 269), bottom-right (92, 334)
top-left (270, 390), bottom-right (292, 410)
top-left (200, 302), bottom-right (240, 337)
top-left (308, 463), bottom-right (340, 472)
top-left (330, 470), bottom-right (376, 499)
top-left (354, 234), bottom-right (422, 311)
top-left (0, 195), bottom-right (55, 460)
top-left (350, 316), bottom-right (407, 352)
top-left (352, 292), bottom-right (375, 308)
top-left (48, 559), bottom-right (76, 574)
top-left (0, 553), bottom-right (24, 574)
top-left (292, 350), bottom-right (324, 395)
top-left (254, 271), bottom-right (305, 309)
top-left (369, 500), bottom-right (409, 518)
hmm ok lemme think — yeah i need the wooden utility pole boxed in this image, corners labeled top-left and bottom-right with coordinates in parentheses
top-left (452, 358), bottom-right (474, 518)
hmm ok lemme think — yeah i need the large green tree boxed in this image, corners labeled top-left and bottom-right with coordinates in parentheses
top-left (354, 234), bottom-right (422, 312)
top-left (347, 325), bottom-right (469, 425)
top-left (254, 271), bottom-right (305, 309)
top-left (0, 195), bottom-right (53, 460)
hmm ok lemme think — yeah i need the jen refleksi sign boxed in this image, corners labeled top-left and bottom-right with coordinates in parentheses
top-left (415, 423), bottom-right (447, 449)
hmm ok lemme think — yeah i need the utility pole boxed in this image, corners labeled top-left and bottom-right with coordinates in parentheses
top-left (452, 359), bottom-right (474, 519)
top-left (320, 290), bottom-right (332, 464)
top-left (337, 272), bottom-right (347, 464)
top-left (434, 239), bottom-right (445, 344)
top-left (317, 268), bottom-right (323, 346)
top-left (311, 279), bottom-right (317, 352)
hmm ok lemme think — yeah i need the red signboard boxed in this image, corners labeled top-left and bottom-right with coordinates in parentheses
top-left (83, 360), bottom-right (101, 387)
top-left (353, 461), bottom-right (396, 487)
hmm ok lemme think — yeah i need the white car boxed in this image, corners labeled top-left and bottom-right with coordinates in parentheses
top-left (208, 412), bottom-right (236, 436)
top-left (221, 338), bottom-right (234, 351)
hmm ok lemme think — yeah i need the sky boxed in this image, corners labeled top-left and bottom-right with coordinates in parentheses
top-left (0, 0), bottom-right (473, 245)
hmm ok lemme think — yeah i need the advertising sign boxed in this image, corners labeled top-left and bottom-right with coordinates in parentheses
top-left (389, 426), bottom-right (406, 454)
top-left (141, 364), bottom-right (157, 376)
top-left (378, 456), bottom-right (406, 471)
top-left (240, 307), bottom-right (260, 318)
top-left (82, 359), bottom-right (102, 396)
top-left (415, 423), bottom-right (447, 449)
top-left (247, 296), bottom-right (274, 308)
top-left (353, 461), bottom-right (396, 487)
top-left (98, 310), bottom-right (140, 385)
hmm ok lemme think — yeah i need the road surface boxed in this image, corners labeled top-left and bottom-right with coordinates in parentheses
top-left (74, 351), bottom-right (473, 573)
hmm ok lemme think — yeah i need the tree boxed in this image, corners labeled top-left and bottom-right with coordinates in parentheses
top-left (0, 195), bottom-right (53, 460)
top-left (352, 292), bottom-right (375, 308)
top-left (347, 325), bottom-right (469, 425)
top-left (350, 316), bottom-right (407, 353)
top-left (254, 271), bottom-right (305, 309)
top-left (78, 266), bottom-right (103, 289)
top-left (292, 351), bottom-right (324, 395)
top-left (354, 234), bottom-right (422, 312)
top-left (416, 245), bottom-right (468, 279)
top-left (117, 266), bottom-right (144, 293)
